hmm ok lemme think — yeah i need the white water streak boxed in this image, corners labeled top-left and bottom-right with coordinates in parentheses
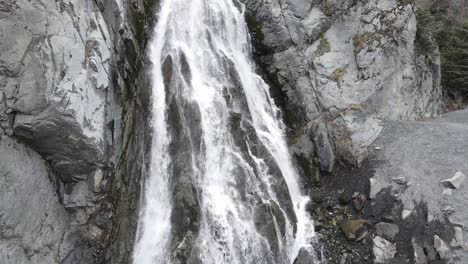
top-left (133, 0), bottom-right (316, 263)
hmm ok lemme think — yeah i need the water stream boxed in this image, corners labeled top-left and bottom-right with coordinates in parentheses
top-left (133, 0), bottom-right (317, 263)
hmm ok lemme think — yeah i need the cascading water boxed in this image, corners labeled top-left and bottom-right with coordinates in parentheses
top-left (133, 0), bottom-right (317, 263)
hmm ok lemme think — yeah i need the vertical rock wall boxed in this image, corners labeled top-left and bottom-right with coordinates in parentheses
top-left (1, 0), bottom-right (112, 263)
top-left (0, 136), bottom-right (68, 264)
top-left (242, 0), bottom-right (441, 169)
top-left (0, 0), bottom-right (146, 262)
top-left (97, 0), bottom-right (156, 263)
top-left (1, 0), bottom-right (111, 178)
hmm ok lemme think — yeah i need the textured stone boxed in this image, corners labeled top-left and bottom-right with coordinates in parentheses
top-left (0, 0), bottom-right (112, 179)
top-left (441, 171), bottom-right (466, 189)
top-left (392, 177), bottom-right (408, 185)
top-left (0, 135), bottom-right (68, 264)
top-left (254, 201), bottom-right (287, 257)
top-left (402, 209), bottom-right (412, 220)
top-left (313, 123), bottom-right (335, 172)
top-left (243, 0), bottom-right (441, 166)
top-left (451, 226), bottom-right (465, 248)
top-left (100, 0), bottom-right (157, 261)
top-left (92, 168), bottom-right (104, 192)
top-left (0, 1), bottom-right (457, 263)
top-left (0, 0), bottom-right (123, 263)
top-left (341, 219), bottom-right (368, 241)
top-left (373, 236), bottom-right (397, 263)
top-left (412, 238), bottom-right (428, 264)
top-left (352, 109), bottom-right (468, 263)
top-left (370, 178), bottom-right (383, 199)
top-left (293, 248), bottom-right (316, 264)
top-left (434, 235), bottom-right (450, 259)
top-left (375, 222), bottom-right (399, 241)
top-left (64, 181), bottom-right (89, 210)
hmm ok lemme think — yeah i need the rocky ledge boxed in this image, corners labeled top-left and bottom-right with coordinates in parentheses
top-left (310, 109), bottom-right (468, 263)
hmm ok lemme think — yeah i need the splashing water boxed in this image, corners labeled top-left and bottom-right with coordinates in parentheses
top-left (133, 0), bottom-right (317, 263)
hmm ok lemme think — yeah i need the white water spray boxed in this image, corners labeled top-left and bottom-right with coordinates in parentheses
top-left (133, 0), bottom-right (317, 263)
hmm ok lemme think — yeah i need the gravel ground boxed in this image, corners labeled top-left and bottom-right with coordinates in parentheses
top-left (311, 109), bottom-right (468, 263)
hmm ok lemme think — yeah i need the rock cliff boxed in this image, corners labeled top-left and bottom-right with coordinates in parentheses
top-left (1, 0), bottom-right (112, 263)
top-left (1, 0), bottom-right (152, 263)
top-left (243, 0), bottom-right (441, 170)
top-left (1, 0), bottom-right (111, 178)
top-left (0, 136), bottom-right (68, 263)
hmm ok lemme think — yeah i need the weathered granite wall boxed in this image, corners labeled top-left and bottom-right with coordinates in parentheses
top-left (0, 0), bottom-right (154, 262)
top-left (242, 0), bottom-right (441, 169)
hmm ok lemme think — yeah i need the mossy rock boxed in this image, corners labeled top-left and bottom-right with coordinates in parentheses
top-left (315, 37), bottom-right (331, 58)
top-left (352, 32), bottom-right (376, 55)
top-left (245, 13), bottom-right (265, 45)
top-left (330, 67), bottom-right (347, 82)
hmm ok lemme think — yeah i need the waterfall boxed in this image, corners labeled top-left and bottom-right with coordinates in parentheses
top-left (133, 0), bottom-right (317, 263)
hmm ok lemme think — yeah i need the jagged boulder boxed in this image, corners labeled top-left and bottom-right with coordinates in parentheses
top-left (373, 235), bottom-right (397, 263)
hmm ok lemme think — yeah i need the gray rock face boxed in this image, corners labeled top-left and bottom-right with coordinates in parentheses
top-left (99, 0), bottom-right (156, 262)
top-left (293, 248), bottom-right (316, 264)
top-left (64, 181), bottom-right (89, 210)
top-left (1, 0), bottom-right (123, 263)
top-left (434, 235), bottom-right (450, 259)
top-left (243, 0), bottom-right (441, 167)
top-left (375, 222), bottom-right (399, 241)
top-left (412, 238), bottom-right (428, 264)
top-left (0, 0), bottom-right (112, 179)
top-left (441, 171), bottom-right (466, 189)
top-left (450, 226), bottom-right (465, 248)
top-left (373, 236), bottom-right (397, 263)
top-left (253, 202), bottom-right (287, 259)
top-left (0, 135), bottom-right (68, 264)
top-left (313, 123), bottom-right (335, 172)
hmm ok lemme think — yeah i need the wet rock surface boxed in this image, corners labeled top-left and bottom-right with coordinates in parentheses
top-left (294, 248), bottom-right (316, 264)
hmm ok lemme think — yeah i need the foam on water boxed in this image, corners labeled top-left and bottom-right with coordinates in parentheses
top-left (133, 1), bottom-right (317, 263)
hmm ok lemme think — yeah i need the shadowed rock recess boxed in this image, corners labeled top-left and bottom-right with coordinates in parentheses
top-left (0, 0), bottom-right (466, 263)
